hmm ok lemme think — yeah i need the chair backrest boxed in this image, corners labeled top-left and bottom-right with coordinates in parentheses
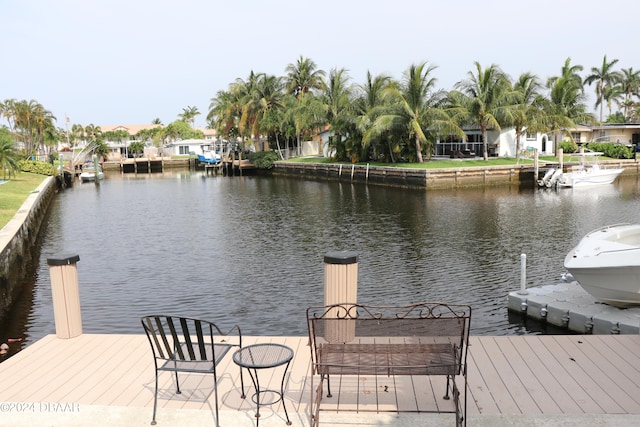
top-left (141, 315), bottom-right (229, 362)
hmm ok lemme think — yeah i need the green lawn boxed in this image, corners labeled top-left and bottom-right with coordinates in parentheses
top-left (0, 172), bottom-right (48, 229)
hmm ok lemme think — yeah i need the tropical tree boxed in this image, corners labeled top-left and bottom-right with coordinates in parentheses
top-left (0, 127), bottom-right (20, 179)
top-left (285, 55), bottom-right (326, 99)
top-left (619, 67), bottom-right (640, 121)
top-left (364, 62), bottom-right (463, 162)
top-left (208, 88), bottom-right (242, 139)
top-left (178, 106), bottom-right (200, 127)
top-left (151, 118), bottom-right (163, 125)
top-left (449, 62), bottom-right (518, 160)
top-left (584, 55), bottom-right (621, 123)
top-left (354, 72), bottom-right (393, 161)
top-left (511, 72), bottom-right (546, 159)
top-left (544, 57), bottom-right (593, 153)
top-left (9, 99), bottom-right (56, 156)
top-left (286, 93), bottom-right (326, 157)
top-left (128, 141), bottom-right (145, 157)
top-left (0, 99), bottom-right (17, 131)
top-left (322, 67), bottom-right (357, 160)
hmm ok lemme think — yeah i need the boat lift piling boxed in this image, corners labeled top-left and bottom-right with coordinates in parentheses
top-left (518, 253), bottom-right (528, 296)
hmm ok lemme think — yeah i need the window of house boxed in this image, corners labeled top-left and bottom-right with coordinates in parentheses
top-left (571, 132), bottom-right (581, 143)
top-left (526, 132), bottom-right (536, 140)
top-left (179, 146), bottom-right (190, 155)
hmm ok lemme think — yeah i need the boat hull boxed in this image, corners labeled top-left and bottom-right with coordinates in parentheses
top-left (564, 224), bottom-right (640, 306)
top-left (559, 168), bottom-right (623, 187)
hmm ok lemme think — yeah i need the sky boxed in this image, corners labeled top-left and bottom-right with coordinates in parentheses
top-left (2, 0), bottom-right (637, 129)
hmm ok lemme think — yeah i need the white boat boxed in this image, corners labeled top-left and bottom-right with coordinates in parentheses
top-left (564, 224), bottom-right (640, 306)
top-left (558, 152), bottom-right (623, 188)
top-left (79, 155), bottom-right (104, 182)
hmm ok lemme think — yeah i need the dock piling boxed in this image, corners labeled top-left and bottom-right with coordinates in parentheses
top-left (47, 255), bottom-right (83, 339)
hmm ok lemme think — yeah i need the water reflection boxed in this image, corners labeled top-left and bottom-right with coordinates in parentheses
top-left (5, 172), bottom-right (640, 350)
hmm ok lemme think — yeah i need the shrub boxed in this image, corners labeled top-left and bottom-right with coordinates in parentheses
top-left (247, 151), bottom-right (279, 169)
top-left (585, 142), bottom-right (633, 159)
top-left (18, 159), bottom-right (56, 176)
top-left (560, 140), bottom-right (578, 153)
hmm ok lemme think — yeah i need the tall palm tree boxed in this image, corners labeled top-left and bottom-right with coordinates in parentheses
top-left (584, 55), bottom-right (621, 123)
top-left (619, 67), bottom-right (640, 121)
top-left (544, 57), bottom-right (593, 153)
top-left (151, 118), bottom-right (163, 125)
top-left (449, 62), bottom-right (518, 160)
top-left (0, 99), bottom-right (17, 131)
top-left (365, 62), bottom-right (462, 162)
top-left (285, 56), bottom-right (326, 99)
top-left (178, 106), bottom-right (200, 127)
top-left (354, 71), bottom-right (393, 161)
top-left (12, 99), bottom-right (55, 156)
top-left (512, 72), bottom-right (546, 159)
top-left (208, 87), bottom-right (243, 140)
top-left (322, 67), bottom-right (356, 160)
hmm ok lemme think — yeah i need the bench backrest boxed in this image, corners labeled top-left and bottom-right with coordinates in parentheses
top-left (307, 302), bottom-right (472, 367)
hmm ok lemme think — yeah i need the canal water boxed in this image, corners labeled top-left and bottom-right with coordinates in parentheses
top-left (4, 170), bottom-right (640, 354)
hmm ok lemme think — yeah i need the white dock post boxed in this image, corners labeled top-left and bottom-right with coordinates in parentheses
top-left (323, 251), bottom-right (358, 343)
top-left (47, 255), bottom-right (83, 339)
top-left (518, 253), bottom-right (528, 295)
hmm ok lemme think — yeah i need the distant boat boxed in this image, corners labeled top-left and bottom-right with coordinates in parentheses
top-left (564, 223), bottom-right (640, 306)
top-left (558, 152), bottom-right (623, 188)
top-left (79, 155), bottom-right (104, 183)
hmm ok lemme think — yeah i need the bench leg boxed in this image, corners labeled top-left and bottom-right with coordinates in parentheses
top-left (322, 374), bottom-right (332, 398)
top-left (444, 374), bottom-right (451, 400)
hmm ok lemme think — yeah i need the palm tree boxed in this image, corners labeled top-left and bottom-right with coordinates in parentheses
top-left (511, 72), bottom-right (546, 159)
top-left (284, 92), bottom-right (326, 157)
top-left (354, 71), bottom-right (393, 161)
top-left (179, 106), bottom-right (200, 127)
top-left (449, 62), bottom-right (518, 160)
top-left (619, 67), bottom-right (640, 121)
top-left (0, 128), bottom-right (20, 179)
top-left (365, 62), bottom-right (462, 162)
top-left (584, 55), bottom-right (621, 123)
top-left (151, 118), bottom-right (163, 125)
top-left (208, 88), bottom-right (242, 140)
top-left (544, 57), bottom-right (593, 153)
top-left (322, 68), bottom-right (356, 160)
top-left (285, 56), bottom-right (326, 99)
top-left (11, 100), bottom-right (56, 156)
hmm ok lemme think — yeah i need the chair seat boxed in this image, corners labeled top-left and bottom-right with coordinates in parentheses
top-left (157, 342), bottom-right (235, 373)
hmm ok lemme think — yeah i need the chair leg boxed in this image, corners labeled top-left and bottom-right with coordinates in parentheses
top-left (444, 375), bottom-right (451, 400)
top-left (213, 372), bottom-right (220, 427)
top-left (151, 371), bottom-right (159, 425)
top-left (175, 371), bottom-right (182, 394)
top-left (325, 374), bottom-right (332, 398)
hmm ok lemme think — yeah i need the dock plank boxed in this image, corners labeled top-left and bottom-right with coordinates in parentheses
top-left (0, 333), bottom-right (638, 424)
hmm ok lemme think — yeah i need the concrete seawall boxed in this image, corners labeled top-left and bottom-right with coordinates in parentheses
top-left (0, 176), bottom-right (58, 319)
top-left (273, 159), bottom-right (640, 189)
top-left (273, 161), bottom-right (535, 189)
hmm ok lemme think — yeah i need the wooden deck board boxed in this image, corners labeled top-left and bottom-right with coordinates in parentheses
top-left (0, 333), bottom-right (638, 423)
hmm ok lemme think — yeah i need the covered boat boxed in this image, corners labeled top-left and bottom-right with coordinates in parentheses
top-left (564, 224), bottom-right (640, 306)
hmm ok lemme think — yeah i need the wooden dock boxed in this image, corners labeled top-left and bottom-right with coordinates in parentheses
top-left (0, 334), bottom-right (638, 426)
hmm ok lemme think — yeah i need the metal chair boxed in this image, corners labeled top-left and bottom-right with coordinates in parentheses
top-left (141, 315), bottom-right (244, 426)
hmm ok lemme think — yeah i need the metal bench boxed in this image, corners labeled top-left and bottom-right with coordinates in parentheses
top-left (306, 302), bottom-right (471, 426)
